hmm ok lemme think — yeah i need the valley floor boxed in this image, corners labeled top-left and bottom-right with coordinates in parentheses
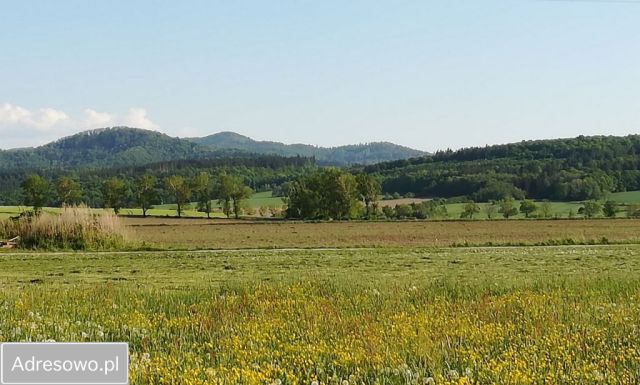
top-left (1, 245), bottom-right (639, 384)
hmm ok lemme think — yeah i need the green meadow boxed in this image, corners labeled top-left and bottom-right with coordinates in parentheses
top-left (2, 246), bottom-right (640, 384)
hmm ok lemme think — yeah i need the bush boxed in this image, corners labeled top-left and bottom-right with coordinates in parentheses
top-left (395, 204), bottom-right (413, 219)
top-left (381, 206), bottom-right (395, 219)
top-left (579, 201), bottom-right (602, 218)
top-left (603, 200), bottom-right (619, 218)
top-left (0, 205), bottom-right (129, 250)
top-left (473, 181), bottom-right (525, 202)
top-left (627, 204), bottom-right (640, 219)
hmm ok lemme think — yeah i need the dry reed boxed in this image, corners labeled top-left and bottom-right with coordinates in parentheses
top-left (0, 205), bottom-right (129, 250)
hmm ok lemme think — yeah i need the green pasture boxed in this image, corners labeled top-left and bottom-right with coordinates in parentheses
top-left (610, 190), bottom-right (640, 204)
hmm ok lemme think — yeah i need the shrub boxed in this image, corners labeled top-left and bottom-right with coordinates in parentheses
top-left (627, 204), bottom-right (640, 219)
top-left (269, 206), bottom-right (283, 218)
top-left (498, 198), bottom-right (519, 219)
top-left (579, 200), bottom-right (602, 218)
top-left (395, 204), bottom-right (413, 219)
top-left (381, 206), bottom-right (395, 219)
top-left (603, 200), bottom-right (619, 218)
top-left (0, 205), bottom-right (129, 250)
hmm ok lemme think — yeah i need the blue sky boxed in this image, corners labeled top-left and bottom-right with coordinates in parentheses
top-left (1, 0), bottom-right (639, 150)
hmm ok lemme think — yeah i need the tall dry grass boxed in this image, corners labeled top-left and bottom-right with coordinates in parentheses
top-left (0, 205), bottom-right (129, 250)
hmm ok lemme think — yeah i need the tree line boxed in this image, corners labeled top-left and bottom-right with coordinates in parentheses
top-left (457, 199), bottom-right (624, 219)
top-left (16, 169), bottom-right (639, 221)
top-left (19, 168), bottom-right (384, 221)
top-left (20, 172), bottom-right (254, 219)
top-left (0, 154), bottom-right (315, 206)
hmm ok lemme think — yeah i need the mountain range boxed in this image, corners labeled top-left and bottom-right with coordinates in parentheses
top-left (0, 127), bottom-right (425, 171)
top-left (186, 131), bottom-right (425, 165)
top-left (1, 128), bottom-right (639, 207)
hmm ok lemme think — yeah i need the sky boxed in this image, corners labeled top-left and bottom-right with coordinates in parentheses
top-left (1, 0), bottom-right (639, 151)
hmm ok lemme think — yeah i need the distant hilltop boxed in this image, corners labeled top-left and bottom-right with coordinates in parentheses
top-left (186, 131), bottom-right (426, 165)
top-left (0, 127), bottom-right (426, 170)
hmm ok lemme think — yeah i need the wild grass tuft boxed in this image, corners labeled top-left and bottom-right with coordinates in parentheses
top-left (0, 205), bottom-right (129, 250)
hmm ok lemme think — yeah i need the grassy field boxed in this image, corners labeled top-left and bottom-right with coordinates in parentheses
top-left (610, 190), bottom-right (640, 204)
top-left (1, 246), bottom-right (639, 384)
top-left (4, 193), bottom-right (640, 383)
top-left (126, 218), bottom-right (640, 249)
top-left (0, 205), bottom-right (28, 220)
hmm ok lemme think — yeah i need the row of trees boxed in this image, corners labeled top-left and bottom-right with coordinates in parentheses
top-left (459, 199), bottom-right (625, 219)
top-left (373, 199), bottom-right (630, 220)
top-left (21, 172), bottom-right (253, 218)
top-left (19, 171), bottom-right (637, 221)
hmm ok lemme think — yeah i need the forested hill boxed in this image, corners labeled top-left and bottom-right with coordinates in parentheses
top-left (362, 135), bottom-right (640, 201)
top-left (0, 127), bottom-right (424, 170)
top-left (187, 131), bottom-right (425, 165)
top-left (0, 127), bottom-right (228, 171)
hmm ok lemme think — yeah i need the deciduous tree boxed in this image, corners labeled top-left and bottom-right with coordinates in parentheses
top-left (603, 200), bottom-right (619, 218)
top-left (539, 201), bottom-right (553, 218)
top-left (216, 174), bottom-right (236, 218)
top-left (192, 172), bottom-right (215, 219)
top-left (231, 184), bottom-right (253, 219)
top-left (461, 201), bottom-right (480, 219)
top-left (165, 175), bottom-right (191, 218)
top-left (579, 200), bottom-right (602, 218)
top-left (103, 177), bottom-right (128, 214)
top-left (56, 176), bottom-right (82, 206)
top-left (498, 198), bottom-right (518, 219)
top-left (356, 174), bottom-right (381, 219)
top-left (134, 175), bottom-right (157, 218)
top-left (519, 199), bottom-right (538, 218)
top-left (484, 202), bottom-right (497, 219)
top-left (22, 175), bottom-right (51, 214)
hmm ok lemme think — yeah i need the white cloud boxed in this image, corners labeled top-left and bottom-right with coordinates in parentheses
top-left (0, 103), bottom-right (31, 124)
top-left (81, 107), bottom-right (159, 130)
top-left (35, 108), bottom-right (69, 130)
top-left (0, 103), bottom-right (69, 131)
top-left (0, 103), bottom-right (160, 148)
top-left (122, 107), bottom-right (158, 130)
top-left (83, 109), bottom-right (113, 127)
